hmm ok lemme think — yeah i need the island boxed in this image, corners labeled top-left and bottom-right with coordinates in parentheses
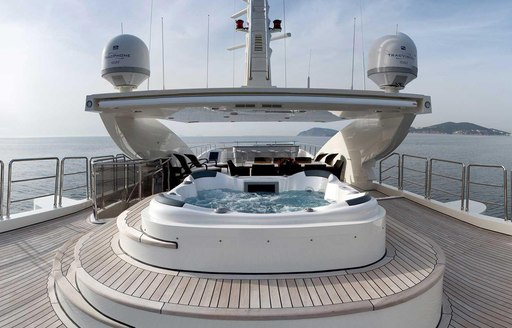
top-left (297, 127), bottom-right (338, 137)
top-left (409, 122), bottom-right (510, 136)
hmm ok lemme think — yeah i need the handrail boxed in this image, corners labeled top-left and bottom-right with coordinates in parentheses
top-left (89, 155), bottom-right (115, 197)
top-left (188, 141), bottom-right (303, 156)
top-left (59, 157), bottom-right (89, 206)
top-left (401, 154), bottom-right (428, 197)
top-left (428, 158), bottom-right (465, 210)
top-left (6, 157), bottom-right (60, 218)
top-left (379, 153), bottom-right (401, 189)
top-left (466, 164), bottom-right (508, 220)
top-left (0, 161), bottom-right (3, 218)
top-left (90, 158), bottom-right (167, 222)
top-left (379, 153), bottom-right (509, 220)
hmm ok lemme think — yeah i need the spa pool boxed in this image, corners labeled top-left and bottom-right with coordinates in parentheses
top-left (134, 170), bottom-right (386, 273)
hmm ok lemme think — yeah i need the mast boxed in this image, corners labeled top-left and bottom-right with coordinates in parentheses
top-left (245, 0), bottom-right (271, 87)
top-left (234, 0), bottom-right (274, 87)
top-left (230, 0), bottom-right (288, 88)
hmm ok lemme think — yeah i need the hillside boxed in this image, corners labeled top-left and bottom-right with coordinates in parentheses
top-left (297, 128), bottom-right (338, 137)
top-left (410, 122), bottom-right (510, 136)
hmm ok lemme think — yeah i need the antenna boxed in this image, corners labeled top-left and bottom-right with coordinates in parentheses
top-left (283, 0), bottom-right (288, 87)
top-left (396, 24), bottom-right (399, 35)
top-left (359, 0), bottom-right (367, 90)
top-left (307, 49), bottom-right (312, 88)
top-left (121, 22), bottom-right (124, 34)
top-left (206, 14), bottom-right (210, 88)
top-left (232, 0), bottom-right (236, 87)
top-left (351, 17), bottom-right (356, 90)
top-left (147, 0), bottom-right (154, 90)
top-left (161, 17), bottom-right (165, 90)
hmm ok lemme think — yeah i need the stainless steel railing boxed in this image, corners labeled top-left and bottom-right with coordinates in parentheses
top-left (6, 157), bottom-right (60, 218)
top-left (0, 154), bottom-right (176, 220)
top-left (0, 161), bottom-right (4, 217)
top-left (189, 142), bottom-right (319, 161)
top-left (466, 164), bottom-right (508, 219)
top-left (401, 154), bottom-right (428, 197)
top-left (379, 153), bottom-right (401, 189)
top-left (379, 153), bottom-right (510, 220)
top-left (59, 157), bottom-right (89, 206)
top-left (428, 158), bottom-right (465, 210)
top-left (90, 157), bottom-right (176, 222)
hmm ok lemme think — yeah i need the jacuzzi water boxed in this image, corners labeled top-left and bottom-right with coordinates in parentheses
top-left (185, 189), bottom-right (333, 213)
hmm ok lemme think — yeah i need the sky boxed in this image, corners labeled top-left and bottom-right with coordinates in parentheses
top-left (0, 0), bottom-right (511, 137)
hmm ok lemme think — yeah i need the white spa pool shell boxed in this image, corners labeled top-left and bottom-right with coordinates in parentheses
top-left (126, 170), bottom-right (386, 273)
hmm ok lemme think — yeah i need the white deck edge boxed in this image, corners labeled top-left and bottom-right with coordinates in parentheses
top-left (374, 183), bottom-right (512, 236)
top-left (0, 197), bottom-right (92, 233)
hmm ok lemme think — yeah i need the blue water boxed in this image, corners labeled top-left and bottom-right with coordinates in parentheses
top-left (1, 134), bottom-right (511, 217)
top-left (0, 137), bottom-right (122, 214)
top-left (395, 134), bottom-right (512, 169)
top-left (185, 189), bottom-right (331, 213)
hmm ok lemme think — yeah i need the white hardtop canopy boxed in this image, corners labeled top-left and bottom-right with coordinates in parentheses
top-left (85, 87), bottom-right (431, 123)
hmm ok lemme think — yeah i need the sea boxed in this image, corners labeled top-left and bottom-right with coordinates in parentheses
top-left (0, 134), bottom-right (510, 217)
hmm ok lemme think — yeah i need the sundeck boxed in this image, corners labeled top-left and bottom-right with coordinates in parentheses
top-left (1, 1), bottom-right (511, 327)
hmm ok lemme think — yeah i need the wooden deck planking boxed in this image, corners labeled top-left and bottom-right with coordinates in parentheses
top-left (295, 278), bottom-right (314, 307)
top-left (0, 209), bottom-right (93, 328)
top-left (379, 197), bottom-right (512, 328)
top-left (2, 193), bottom-right (510, 327)
top-left (199, 279), bottom-right (217, 307)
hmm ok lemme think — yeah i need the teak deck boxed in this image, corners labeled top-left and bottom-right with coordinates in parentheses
top-left (1, 195), bottom-right (512, 327)
top-left (76, 202), bottom-right (442, 318)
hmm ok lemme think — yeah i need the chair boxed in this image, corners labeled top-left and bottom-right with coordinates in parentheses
top-left (314, 153), bottom-right (328, 162)
top-left (208, 151), bottom-right (219, 165)
top-left (172, 154), bottom-right (193, 177)
top-left (278, 161), bottom-right (303, 176)
top-left (328, 157), bottom-right (346, 181)
top-left (227, 160), bottom-right (250, 176)
top-left (251, 164), bottom-right (278, 176)
top-left (304, 163), bottom-right (327, 171)
top-left (294, 157), bottom-right (312, 164)
top-left (324, 153), bottom-right (338, 165)
top-left (159, 157), bottom-right (183, 190)
top-left (184, 153), bottom-right (207, 168)
top-left (254, 157), bottom-right (272, 163)
top-left (184, 153), bottom-right (221, 171)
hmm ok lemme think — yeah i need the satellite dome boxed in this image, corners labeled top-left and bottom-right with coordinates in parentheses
top-left (101, 34), bottom-right (150, 92)
top-left (367, 32), bottom-right (417, 92)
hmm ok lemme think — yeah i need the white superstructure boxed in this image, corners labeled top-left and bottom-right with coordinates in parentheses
top-left (86, 0), bottom-right (431, 190)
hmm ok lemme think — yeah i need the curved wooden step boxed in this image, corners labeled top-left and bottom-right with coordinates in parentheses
top-left (51, 230), bottom-right (129, 328)
top-left (69, 209), bottom-right (445, 327)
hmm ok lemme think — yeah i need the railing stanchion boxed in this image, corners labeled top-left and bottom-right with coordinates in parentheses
top-left (504, 170), bottom-right (508, 221)
top-left (461, 165), bottom-right (466, 211)
top-left (58, 160), bottom-right (64, 207)
top-left (86, 158), bottom-right (90, 199)
top-left (424, 160), bottom-right (429, 198)
top-left (6, 158), bottom-right (59, 217)
top-left (465, 165), bottom-right (471, 212)
top-left (138, 165), bottom-right (143, 201)
top-left (399, 155), bottom-right (404, 190)
top-left (466, 164), bottom-right (507, 218)
top-left (378, 153), bottom-right (401, 189)
top-left (6, 162), bottom-right (13, 218)
top-left (427, 159), bottom-right (433, 199)
top-left (0, 161), bottom-right (4, 218)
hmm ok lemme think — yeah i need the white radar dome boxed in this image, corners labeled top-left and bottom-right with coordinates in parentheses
top-left (367, 32), bottom-right (417, 92)
top-left (101, 34), bottom-right (150, 92)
